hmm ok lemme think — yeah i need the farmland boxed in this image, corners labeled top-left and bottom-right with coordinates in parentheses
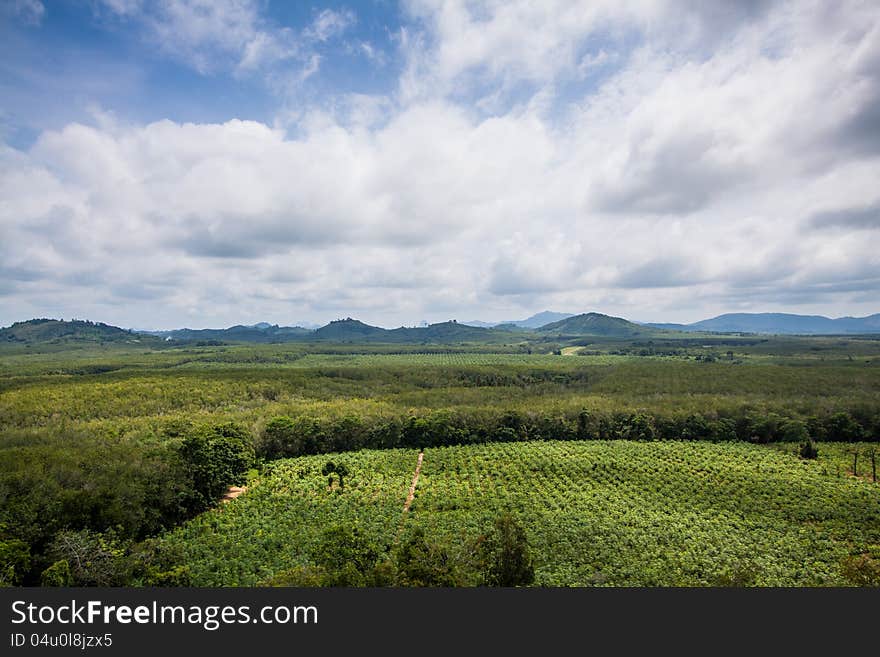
top-left (158, 440), bottom-right (880, 586)
top-left (1, 334), bottom-right (879, 586)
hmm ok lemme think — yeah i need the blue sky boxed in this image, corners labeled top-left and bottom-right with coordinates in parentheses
top-left (1, 1), bottom-right (403, 146)
top-left (1, 1), bottom-right (879, 329)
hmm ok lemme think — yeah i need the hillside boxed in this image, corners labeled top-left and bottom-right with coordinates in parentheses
top-left (156, 324), bottom-right (311, 343)
top-left (311, 318), bottom-right (389, 341)
top-left (0, 318), bottom-right (156, 346)
top-left (387, 320), bottom-right (502, 343)
top-left (647, 312), bottom-right (880, 335)
top-left (537, 312), bottom-right (651, 336)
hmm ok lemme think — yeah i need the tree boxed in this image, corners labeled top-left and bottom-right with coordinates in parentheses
top-left (0, 533), bottom-right (30, 586)
top-left (46, 529), bottom-right (128, 587)
top-left (395, 527), bottom-right (460, 586)
top-left (178, 422), bottom-right (254, 508)
top-left (260, 416), bottom-right (298, 459)
top-left (312, 525), bottom-right (380, 586)
top-left (321, 461), bottom-right (350, 491)
top-left (826, 412), bottom-right (863, 442)
top-left (476, 513), bottom-right (535, 587)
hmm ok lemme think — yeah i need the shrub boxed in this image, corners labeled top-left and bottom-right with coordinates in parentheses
top-left (799, 440), bottom-right (819, 460)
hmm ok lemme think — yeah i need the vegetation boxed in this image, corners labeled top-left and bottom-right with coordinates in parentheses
top-left (150, 440), bottom-right (880, 586)
top-left (1, 333), bottom-right (878, 586)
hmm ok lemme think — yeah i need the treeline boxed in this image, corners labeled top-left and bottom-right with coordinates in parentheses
top-left (257, 407), bottom-right (879, 460)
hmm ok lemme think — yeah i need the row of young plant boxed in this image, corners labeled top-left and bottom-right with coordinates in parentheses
top-left (410, 441), bottom-right (880, 586)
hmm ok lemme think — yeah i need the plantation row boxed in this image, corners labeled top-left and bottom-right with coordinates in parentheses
top-left (156, 441), bottom-right (880, 587)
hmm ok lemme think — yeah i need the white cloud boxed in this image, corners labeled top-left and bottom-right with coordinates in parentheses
top-left (94, 0), bottom-right (355, 78)
top-left (2, 0), bottom-right (880, 327)
top-left (303, 8), bottom-right (356, 43)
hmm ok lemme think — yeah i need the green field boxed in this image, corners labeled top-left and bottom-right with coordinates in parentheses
top-left (1, 335), bottom-right (879, 586)
top-left (158, 440), bottom-right (880, 586)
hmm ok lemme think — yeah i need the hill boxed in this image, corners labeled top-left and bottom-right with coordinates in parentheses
top-left (311, 318), bottom-right (389, 341)
top-left (156, 324), bottom-right (311, 343)
top-left (386, 320), bottom-right (502, 343)
top-left (0, 318), bottom-right (156, 346)
top-left (537, 312), bottom-right (651, 337)
top-left (646, 313), bottom-right (880, 335)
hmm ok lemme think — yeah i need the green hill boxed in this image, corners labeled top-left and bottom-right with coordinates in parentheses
top-left (537, 312), bottom-right (651, 337)
top-left (157, 324), bottom-right (311, 343)
top-left (387, 320), bottom-right (501, 343)
top-left (0, 318), bottom-right (154, 346)
top-left (311, 318), bottom-right (389, 341)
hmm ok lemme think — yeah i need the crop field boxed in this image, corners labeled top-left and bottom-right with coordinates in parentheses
top-left (159, 440), bottom-right (880, 586)
top-left (1, 336), bottom-right (879, 587)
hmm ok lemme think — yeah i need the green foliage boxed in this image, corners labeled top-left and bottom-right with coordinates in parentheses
top-left (476, 513), bottom-right (535, 587)
top-left (840, 552), bottom-right (880, 586)
top-left (799, 440), bottom-right (819, 460)
top-left (312, 525), bottom-right (381, 586)
top-left (0, 535), bottom-right (31, 586)
top-left (394, 527), bottom-right (461, 586)
top-left (47, 529), bottom-right (129, 587)
top-left (826, 412), bottom-right (864, 442)
top-left (2, 337), bottom-right (879, 586)
top-left (40, 560), bottom-right (72, 587)
top-left (178, 422), bottom-right (255, 508)
top-left (259, 565), bottom-right (326, 587)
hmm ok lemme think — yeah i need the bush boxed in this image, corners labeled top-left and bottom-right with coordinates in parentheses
top-left (40, 560), bottom-right (72, 587)
top-left (799, 440), bottom-right (819, 460)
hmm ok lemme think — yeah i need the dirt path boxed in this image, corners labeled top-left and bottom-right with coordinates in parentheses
top-left (221, 485), bottom-right (247, 503)
top-left (403, 451), bottom-right (424, 513)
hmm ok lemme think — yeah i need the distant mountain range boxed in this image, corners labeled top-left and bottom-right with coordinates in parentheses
top-left (3, 311), bottom-right (880, 347)
top-left (645, 312), bottom-right (880, 335)
top-left (462, 311), bottom-right (574, 329)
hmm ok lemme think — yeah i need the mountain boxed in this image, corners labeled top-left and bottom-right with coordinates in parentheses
top-left (645, 313), bottom-right (880, 335)
top-left (387, 320), bottom-right (501, 343)
top-left (155, 324), bottom-right (311, 343)
top-left (0, 318), bottom-right (158, 345)
top-left (462, 311), bottom-right (573, 329)
top-left (311, 318), bottom-right (389, 341)
top-left (537, 312), bottom-right (651, 337)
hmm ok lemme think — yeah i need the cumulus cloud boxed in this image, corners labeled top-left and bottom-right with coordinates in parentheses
top-left (2, 0), bottom-right (879, 327)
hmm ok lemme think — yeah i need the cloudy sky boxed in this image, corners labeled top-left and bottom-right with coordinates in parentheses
top-left (1, 0), bottom-right (878, 329)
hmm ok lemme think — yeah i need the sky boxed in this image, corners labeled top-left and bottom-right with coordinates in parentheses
top-left (1, 0), bottom-right (878, 329)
